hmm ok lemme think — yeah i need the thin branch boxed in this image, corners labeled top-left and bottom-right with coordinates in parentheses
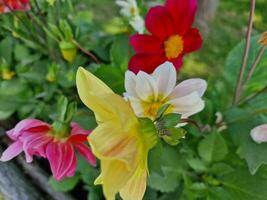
top-left (243, 46), bottom-right (266, 84)
top-left (72, 40), bottom-right (100, 64)
top-left (233, 0), bottom-right (256, 105)
top-left (238, 85), bottom-right (267, 105)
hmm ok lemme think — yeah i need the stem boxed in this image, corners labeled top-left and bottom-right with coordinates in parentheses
top-left (181, 118), bottom-right (202, 132)
top-left (72, 40), bottom-right (100, 64)
top-left (243, 46), bottom-right (266, 84)
top-left (238, 85), bottom-right (267, 105)
top-left (233, 0), bottom-right (255, 105)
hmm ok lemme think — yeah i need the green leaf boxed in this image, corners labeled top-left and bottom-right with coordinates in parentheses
top-left (198, 132), bottom-right (228, 163)
top-left (187, 157), bottom-right (207, 173)
top-left (49, 176), bottom-right (80, 192)
top-left (220, 168), bottom-right (267, 200)
top-left (155, 104), bottom-right (171, 120)
top-left (110, 35), bottom-right (132, 71)
top-left (224, 35), bottom-right (267, 97)
top-left (0, 37), bottom-right (13, 63)
top-left (162, 128), bottom-right (186, 146)
top-left (162, 113), bottom-right (181, 128)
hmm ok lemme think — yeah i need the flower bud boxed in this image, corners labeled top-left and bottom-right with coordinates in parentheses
top-left (59, 41), bottom-right (77, 63)
top-left (250, 124), bottom-right (267, 143)
top-left (258, 32), bottom-right (267, 47)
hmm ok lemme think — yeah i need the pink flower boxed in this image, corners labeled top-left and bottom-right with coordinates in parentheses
top-left (0, 119), bottom-right (96, 181)
top-left (0, 0), bottom-right (30, 13)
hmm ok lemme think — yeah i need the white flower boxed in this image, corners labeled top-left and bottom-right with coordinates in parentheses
top-left (116, 0), bottom-right (145, 33)
top-left (250, 124), bottom-right (267, 144)
top-left (129, 15), bottom-right (145, 34)
top-left (124, 62), bottom-right (207, 122)
top-left (116, 0), bottom-right (139, 18)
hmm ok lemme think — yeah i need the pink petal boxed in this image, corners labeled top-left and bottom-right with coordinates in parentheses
top-left (71, 122), bottom-right (91, 136)
top-left (0, 141), bottom-right (23, 162)
top-left (75, 143), bottom-right (96, 166)
top-left (145, 6), bottom-right (174, 40)
top-left (7, 119), bottom-right (50, 140)
top-left (46, 142), bottom-right (77, 181)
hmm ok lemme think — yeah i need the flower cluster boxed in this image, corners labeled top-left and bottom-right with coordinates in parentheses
top-left (116, 0), bottom-right (145, 33)
top-left (0, 119), bottom-right (96, 180)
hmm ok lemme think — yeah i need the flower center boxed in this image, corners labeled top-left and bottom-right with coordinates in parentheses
top-left (142, 97), bottom-right (173, 120)
top-left (164, 35), bottom-right (184, 59)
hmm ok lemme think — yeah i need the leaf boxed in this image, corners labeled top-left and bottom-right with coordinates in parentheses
top-left (110, 35), bottom-right (132, 71)
top-left (198, 132), bottom-right (228, 163)
top-left (187, 157), bottom-right (207, 173)
top-left (0, 37), bottom-right (13, 63)
top-left (238, 135), bottom-right (267, 175)
top-left (162, 113), bottom-right (181, 128)
top-left (162, 128), bottom-right (186, 146)
top-left (220, 168), bottom-right (267, 200)
top-left (49, 175), bottom-right (80, 192)
top-left (224, 35), bottom-right (267, 96)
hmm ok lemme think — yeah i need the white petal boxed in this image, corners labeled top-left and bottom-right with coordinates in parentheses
top-left (130, 15), bottom-right (145, 34)
top-left (128, 97), bottom-right (145, 117)
top-left (152, 61), bottom-right (176, 98)
top-left (168, 92), bottom-right (205, 117)
top-left (125, 71), bottom-right (138, 98)
top-left (250, 124), bottom-right (267, 144)
top-left (170, 78), bottom-right (207, 99)
top-left (136, 71), bottom-right (158, 101)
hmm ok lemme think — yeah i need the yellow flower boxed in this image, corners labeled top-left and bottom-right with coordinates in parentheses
top-left (76, 67), bottom-right (157, 200)
top-left (258, 31), bottom-right (267, 46)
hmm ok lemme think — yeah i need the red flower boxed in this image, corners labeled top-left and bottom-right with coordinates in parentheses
top-left (0, 0), bottom-right (30, 13)
top-left (129, 0), bottom-right (202, 73)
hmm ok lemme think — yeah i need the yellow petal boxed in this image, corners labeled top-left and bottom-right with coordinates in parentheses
top-left (76, 67), bottom-right (114, 122)
top-left (100, 160), bottom-right (135, 200)
top-left (120, 166), bottom-right (147, 200)
top-left (89, 120), bottom-right (139, 169)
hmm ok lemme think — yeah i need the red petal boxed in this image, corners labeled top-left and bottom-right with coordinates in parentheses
top-left (166, 0), bottom-right (197, 34)
top-left (172, 56), bottom-right (184, 70)
top-left (75, 143), bottom-right (96, 166)
top-left (130, 34), bottom-right (163, 54)
top-left (183, 28), bottom-right (203, 53)
top-left (128, 53), bottom-right (166, 74)
top-left (145, 6), bottom-right (174, 40)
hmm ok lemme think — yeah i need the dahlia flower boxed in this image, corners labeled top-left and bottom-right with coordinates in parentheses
top-left (124, 62), bottom-right (207, 121)
top-left (129, 0), bottom-right (202, 73)
top-left (0, 119), bottom-right (96, 180)
top-left (76, 67), bottom-right (158, 200)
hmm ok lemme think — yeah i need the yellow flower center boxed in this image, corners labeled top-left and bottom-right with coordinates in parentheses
top-left (164, 35), bottom-right (184, 59)
top-left (142, 97), bottom-right (173, 120)
top-left (130, 6), bottom-right (138, 16)
top-left (2, 70), bottom-right (15, 80)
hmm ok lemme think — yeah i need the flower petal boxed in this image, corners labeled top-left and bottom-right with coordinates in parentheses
top-left (128, 97), bottom-right (145, 117)
top-left (152, 61), bottom-right (176, 98)
top-left (183, 28), bottom-right (203, 53)
top-left (165, 0), bottom-right (198, 34)
top-left (145, 5), bottom-right (174, 40)
top-left (128, 53), bottom-right (166, 74)
top-left (125, 70), bottom-right (138, 98)
top-left (250, 124), bottom-right (267, 144)
top-left (74, 143), bottom-right (96, 166)
top-left (136, 71), bottom-right (158, 101)
top-left (130, 34), bottom-right (163, 54)
top-left (120, 168), bottom-right (147, 200)
top-left (46, 142), bottom-right (77, 181)
top-left (98, 160), bottom-right (135, 200)
top-left (168, 92), bottom-right (205, 117)
top-left (0, 141), bottom-right (23, 162)
top-left (169, 78), bottom-right (207, 98)
top-left (89, 121), bottom-right (138, 170)
top-left (7, 119), bottom-right (50, 140)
